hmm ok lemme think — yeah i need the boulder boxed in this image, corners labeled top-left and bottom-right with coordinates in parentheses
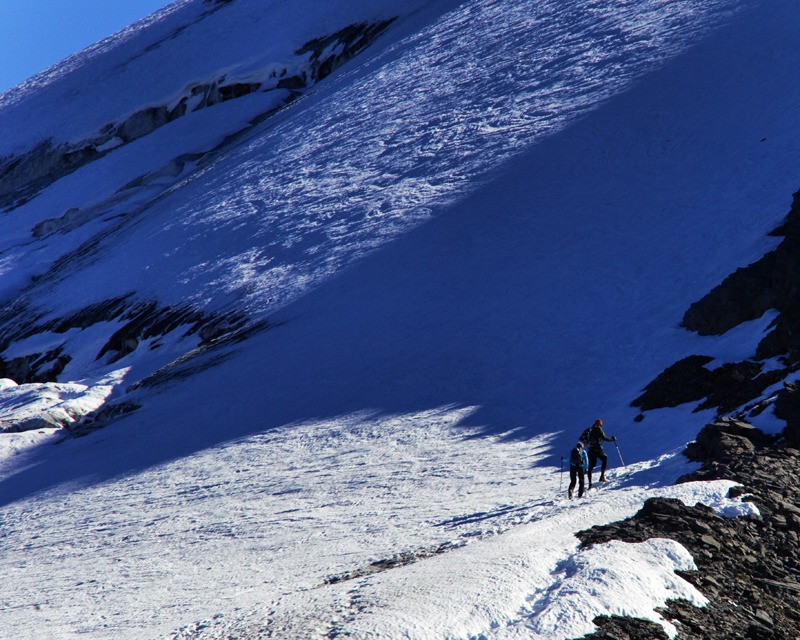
top-left (684, 418), bottom-right (767, 461)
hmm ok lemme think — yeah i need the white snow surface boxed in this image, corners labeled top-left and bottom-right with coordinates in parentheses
top-left (0, 0), bottom-right (797, 638)
top-left (0, 409), bottom-right (753, 640)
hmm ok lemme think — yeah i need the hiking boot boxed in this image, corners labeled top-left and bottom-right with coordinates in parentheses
top-left (599, 475), bottom-right (606, 482)
top-left (568, 489), bottom-right (573, 499)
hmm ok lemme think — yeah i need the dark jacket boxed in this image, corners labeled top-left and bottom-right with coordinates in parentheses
top-left (587, 423), bottom-right (613, 451)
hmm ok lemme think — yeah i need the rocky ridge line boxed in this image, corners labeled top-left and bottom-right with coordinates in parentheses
top-left (575, 384), bottom-right (800, 640)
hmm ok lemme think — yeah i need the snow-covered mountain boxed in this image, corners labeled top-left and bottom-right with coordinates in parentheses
top-left (0, 0), bottom-right (798, 638)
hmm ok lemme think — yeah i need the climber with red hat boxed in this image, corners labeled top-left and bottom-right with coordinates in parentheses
top-left (580, 418), bottom-right (616, 488)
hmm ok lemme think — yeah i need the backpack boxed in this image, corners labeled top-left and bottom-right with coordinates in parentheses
top-left (579, 427), bottom-right (591, 446)
top-left (589, 424), bottom-right (605, 446)
top-left (569, 445), bottom-right (583, 467)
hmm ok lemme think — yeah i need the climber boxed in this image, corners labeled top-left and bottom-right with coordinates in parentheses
top-left (585, 418), bottom-right (616, 488)
top-left (568, 440), bottom-right (589, 499)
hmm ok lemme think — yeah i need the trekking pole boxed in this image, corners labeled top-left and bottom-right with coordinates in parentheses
top-left (559, 457), bottom-right (564, 492)
top-left (613, 439), bottom-right (625, 467)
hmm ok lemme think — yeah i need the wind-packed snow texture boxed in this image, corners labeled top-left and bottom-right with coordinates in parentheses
top-left (0, 0), bottom-right (798, 638)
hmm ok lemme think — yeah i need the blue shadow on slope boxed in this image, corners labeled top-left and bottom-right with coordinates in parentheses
top-left (0, 0), bottom-right (793, 508)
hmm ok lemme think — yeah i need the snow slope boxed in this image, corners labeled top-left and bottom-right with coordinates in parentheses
top-left (0, 0), bottom-right (798, 638)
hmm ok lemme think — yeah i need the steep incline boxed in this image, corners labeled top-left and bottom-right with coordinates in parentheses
top-left (0, 0), bottom-right (757, 401)
top-left (0, 0), bottom-right (799, 639)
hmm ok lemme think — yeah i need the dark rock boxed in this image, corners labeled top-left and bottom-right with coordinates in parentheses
top-left (322, 541), bottom-right (463, 586)
top-left (682, 190), bottom-right (800, 345)
top-left (296, 20), bottom-right (396, 84)
top-left (683, 417), bottom-right (771, 462)
top-left (575, 615), bottom-right (670, 640)
top-left (633, 357), bottom-right (785, 415)
top-left (0, 139), bottom-right (102, 210)
top-left (217, 82), bottom-right (261, 101)
top-left (635, 189), bottom-right (800, 419)
top-left (115, 106), bottom-right (171, 143)
top-left (0, 294), bottom-right (246, 382)
top-left (0, 347), bottom-right (71, 384)
top-left (633, 355), bottom-right (714, 410)
top-left (774, 381), bottom-right (800, 447)
top-left (276, 73), bottom-right (308, 91)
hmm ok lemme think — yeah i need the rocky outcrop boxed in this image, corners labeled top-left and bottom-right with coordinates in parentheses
top-left (0, 347), bottom-right (71, 385)
top-left (576, 415), bottom-right (800, 639)
top-left (0, 139), bottom-right (100, 211)
top-left (297, 20), bottom-right (396, 85)
top-left (0, 294), bottom-right (248, 383)
top-left (634, 188), bottom-right (800, 418)
top-left (632, 356), bottom-right (787, 415)
top-left (683, 190), bottom-right (800, 358)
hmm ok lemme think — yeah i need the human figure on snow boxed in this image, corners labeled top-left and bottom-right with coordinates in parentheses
top-left (581, 418), bottom-right (616, 488)
top-left (567, 440), bottom-right (589, 499)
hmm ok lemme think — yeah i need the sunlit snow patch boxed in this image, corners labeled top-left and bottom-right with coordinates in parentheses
top-left (524, 538), bottom-right (707, 639)
top-left (0, 368), bottom-right (128, 434)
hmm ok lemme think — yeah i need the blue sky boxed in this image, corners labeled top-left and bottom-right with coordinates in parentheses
top-left (0, 0), bottom-right (173, 93)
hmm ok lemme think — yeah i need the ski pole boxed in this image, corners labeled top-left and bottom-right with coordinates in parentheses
top-left (613, 439), bottom-right (625, 467)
